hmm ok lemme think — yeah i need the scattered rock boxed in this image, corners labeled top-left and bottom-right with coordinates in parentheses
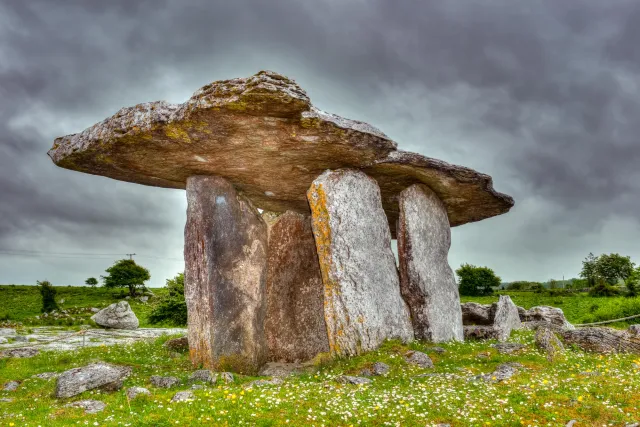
top-left (491, 343), bottom-right (526, 354)
top-left (3, 381), bottom-right (19, 391)
top-left (91, 301), bottom-right (139, 330)
top-left (184, 175), bottom-right (268, 374)
top-left (561, 327), bottom-right (640, 353)
top-left (520, 306), bottom-right (574, 330)
top-left (32, 372), bottom-right (59, 380)
top-left (361, 362), bottom-right (390, 377)
top-left (171, 390), bottom-right (195, 402)
top-left (163, 336), bottom-right (188, 352)
top-left (126, 386), bottom-right (151, 399)
top-left (244, 378), bottom-right (284, 388)
top-left (308, 169), bottom-right (414, 357)
top-left (219, 372), bottom-right (234, 384)
top-left (405, 350), bottom-right (434, 368)
top-left (475, 363), bottom-right (520, 383)
top-left (535, 327), bottom-right (564, 362)
top-left (191, 384), bottom-right (204, 390)
top-left (56, 363), bottom-right (132, 398)
top-left (0, 328), bottom-right (16, 336)
top-left (64, 399), bottom-right (106, 414)
top-left (189, 370), bottom-right (217, 384)
top-left (150, 376), bottom-right (181, 388)
top-left (0, 347), bottom-right (39, 358)
top-left (493, 295), bottom-right (522, 341)
top-left (336, 375), bottom-right (372, 385)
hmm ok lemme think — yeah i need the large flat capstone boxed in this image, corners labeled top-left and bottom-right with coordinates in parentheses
top-left (398, 184), bottom-right (463, 342)
top-left (307, 169), bottom-right (414, 356)
top-left (263, 211), bottom-right (329, 362)
top-left (184, 176), bottom-right (268, 374)
top-left (48, 71), bottom-right (513, 235)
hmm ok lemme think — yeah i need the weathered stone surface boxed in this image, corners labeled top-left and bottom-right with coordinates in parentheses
top-left (219, 372), bottom-right (235, 384)
top-left (164, 336), bottom-right (189, 352)
top-left (0, 337), bottom-right (7, 344)
top-left (474, 363), bottom-right (521, 383)
top-left (150, 376), bottom-right (181, 388)
top-left (0, 328), bottom-right (15, 336)
top-left (263, 211), bottom-right (329, 362)
top-left (405, 351), bottom-right (434, 369)
top-left (336, 375), bottom-right (372, 385)
top-left (361, 362), bottom-right (390, 377)
top-left (629, 324), bottom-right (640, 336)
top-left (243, 377), bottom-right (284, 388)
top-left (184, 175), bottom-right (268, 374)
top-left (171, 391), bottom-right (195, 402)
top-left (0, 347), bottom-right (39, 358)
top-left (3, 381), bottom-right (19, 391)
top-left (307, 170), bottom-right (414, 356)
top-left (32, 372), bottom-right (59, 380)
top-left (258, 362), bottom-right (310, 377)
top-left (520, 306), bottom-right (574, 330)
top-left (126, 386), bottom-right (150, 399)
top-left (91, 301), bottom-right (139, 330)
top-left (535, 327), bottom-right (564, 362)
top-left (48, 71), bottom-right (513, 236)
top-left (464, 325), bottom-right (501, 340)
top-left (522, 321), bottom-right (568, 333)
top-left (189, 370), bottom-right (217, 384)
top-left (55, 363), bottom-right (132, 398)
top-left (398, 184), bottom-right (463, 342)
top-left (561, 327), bottom-right (640, 353)
top-left (493, 296), bottom-right (522, 341)
top-left (461, 302), bottom-right (493, 325)
top-left (64, 400), bottom-right (106, 414)
top-left (491, 343), bottom-right (526, 354)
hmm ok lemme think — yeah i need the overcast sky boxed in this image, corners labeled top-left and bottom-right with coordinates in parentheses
top-left (1, 0), bottom-right (639, 286)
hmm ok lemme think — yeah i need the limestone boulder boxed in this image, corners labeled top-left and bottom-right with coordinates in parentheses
top-left (263, 211), bottom-right (329, 362)
top-left (461, 302), bottom-right (493, 325)
top-left (91, 301), bottom-right (139, 330)
top-left (64, 400), bottom-right (106, 414)
top-left (398, 184), bottom-right (463, 342)
top-left (307, 170), bottom-right (414, 356)
top-left (184, 175), bottom-right (268, 374)
top-left (520, 306), bottom-right (574, 330)
top-left (55, 363), bottom-right (132, 398)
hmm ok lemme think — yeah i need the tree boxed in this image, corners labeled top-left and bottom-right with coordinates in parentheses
top-left (456, 264), bottom-right (500, 296)
top-left (580, 252), bottom-right (598, 287)
top-left (594, 253), bottom-right (634, 286)
top-left (85, 277), bottom-right (98, 287)
top-left (38, 280), bottom-right (59, 313)
top-left (101, 259), bottom-right (150, 297)
top-left (149, 273), bottom-right (187, 326)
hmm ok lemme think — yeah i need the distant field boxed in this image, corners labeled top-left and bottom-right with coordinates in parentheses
top-left (461, 291), bottom-right (640, 328)
top-left (0, 285), bottom-right (168, 328)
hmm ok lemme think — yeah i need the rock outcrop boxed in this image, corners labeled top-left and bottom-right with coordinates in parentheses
top-left (91, 301), bottom-right (139, 330)
top-left (263, 211), bottom-right (329, 362)
top-left (184, 175), bottom-right (268, 374)
top-left (55, 363), bottom-right (131, 398)
top-left (561, 327), bottom-right (640, 354)
top-left (308, 170), bottom-right (414, 356)
top-left (398, 184), bottom-right (463, 342)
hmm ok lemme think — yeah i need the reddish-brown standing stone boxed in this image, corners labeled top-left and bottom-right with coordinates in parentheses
top-left (184, 176), bottom-right (268, 374)
top-left (263, 211), bottom-right (329, 362)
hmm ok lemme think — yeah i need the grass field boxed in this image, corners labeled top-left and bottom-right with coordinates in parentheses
top-left (1, 331), bottom-right (639, 426)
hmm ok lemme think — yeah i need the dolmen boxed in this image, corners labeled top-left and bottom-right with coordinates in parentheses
top-left (48, 71), bottom-right (513, 374)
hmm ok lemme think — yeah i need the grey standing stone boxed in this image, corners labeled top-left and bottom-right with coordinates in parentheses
top-left (64, 400), bottom-right (106, 414)
top-left (405, 350), bottom-right (434, 368)
top-left (150, 376), bottom-right (181, 388)
top-left (184, 175), bottom-right (268, 375)
top-left (263, 211), bottom-right (329, 362)
top-left (398, 184), bottom-right (463, 342)
top-left (91, 301), bottom-right (139, 330)
top-left (126, 386), bottom-right (150, 399)
top-left (492, 295), bottom-right (522, 341)
top-left (307, 169), bottom-right (413, 356)
top-left (55, 363), bottom-right (131, 398)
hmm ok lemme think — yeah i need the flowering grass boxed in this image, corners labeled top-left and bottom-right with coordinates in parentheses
top-left (1, 331), bottom-right (639, 426)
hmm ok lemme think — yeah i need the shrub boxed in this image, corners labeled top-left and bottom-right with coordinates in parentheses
top-left (456, 264), bottom-right (499, 296)
top-left (38, 280), bottom-right (59, 313)
top-left (149, 273), bottom-right (187, 326)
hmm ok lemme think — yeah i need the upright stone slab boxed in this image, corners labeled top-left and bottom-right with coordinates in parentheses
top-left (184, 176), bottom-right (268, 374)
top-left (263, 211), bottom-right (329, 362)
top-left (493, 295), bottom-right (522, 342)
top-left (307, 169), bottom-right (414, 356)
top-left (398, 184), bottom-right (464, 342)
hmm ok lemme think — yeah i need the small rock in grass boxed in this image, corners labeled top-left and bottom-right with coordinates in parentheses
top-left (624, 423), bottom-right (639, 427)
top-left (56, 363), bottom-right (132, 398)
top-left (535, 326), bottom-right (564, 362)
top-left (150, 375), bottom-right (181, 388)
top-left (219, 372), bottom-right (234, 384)
top-left (164, 336), bottom-right (189, 352)
top-left (32, 372), bottom-right (59, 380)
top-left (478, 363), bottom-right (520, 383)
top-left (491, 343), bottom-right (526, 354)
top-left (628, 324), bottom-right (640, 336)
top-left (65, 400), bottom-right (106, 414)
top-left (0, 398), bottom-right (14, 403)
top-left (336, 375), bottom-right (371, 385)
top-left (126, 386), bottom-right (151, 399)
top-left (191, 384), bottom-right (205, 390)
top-left (3, 381), bottom-right (19, 391)
top-left (565, 421), bottom-right (576, 427)
top-left (361, 362), bottom-right (390, 377)
top-left (0, 348), bottom-right (39, 358)
top-left (189, 370), bottom-right (217, 384)
top-left (243, 378), bottom-right (284, 388)
top-left (405, 350), bottom-right (434, 368)
top-left (171, 390), bottom-right (195, 402)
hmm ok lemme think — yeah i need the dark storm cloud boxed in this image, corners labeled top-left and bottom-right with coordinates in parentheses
top-left (1, 0), bottom-right (639, 283)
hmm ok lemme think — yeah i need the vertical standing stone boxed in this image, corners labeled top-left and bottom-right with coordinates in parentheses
top-left (397, 184), bottom-right (464, 342)
top-left (184, 176), bottom-right (268, 374)
top-left (263, 211), bottom-right (329, 362)
top-left (307, 169), bottom-right (414, 356)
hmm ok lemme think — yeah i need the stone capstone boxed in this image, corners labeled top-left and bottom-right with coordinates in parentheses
top-left (184, 175), bottom-right (268, 374)
top-left (48, 71), bottom-right (513, 237)
top-left (55, 363), bottom-right (132, 398)
top-left (64, 400), bottom-right (106, 414)
top-left (263, 211), bottom-right (329, 362)
top-left (91, 301), bottom-right (139, 330)
top-left (307, 169), bottom-right (414, 356)
top-left (397, 184), bottom-right (463, 342)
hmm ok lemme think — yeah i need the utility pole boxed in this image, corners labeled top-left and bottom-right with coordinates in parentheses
top-left (126, 253), bottom-right (136, 260)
